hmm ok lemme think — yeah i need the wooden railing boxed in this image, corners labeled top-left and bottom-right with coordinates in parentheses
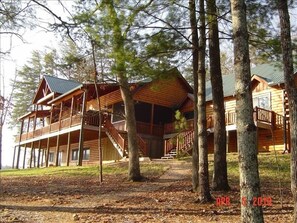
top-left (104, 118), bottom-right (148, 157)
top-left (16, 111), bottom-right (102, 143)
top-left (164, 107), bottom-right (285, 134)
top-left (104, 118), bottom-right (126, 153)
top-left (275, 113), bottom-right (284, 128)
top-left (254, 107), bottom-right (272, 124)
top-left (164, 130), bottom-right (194, 156)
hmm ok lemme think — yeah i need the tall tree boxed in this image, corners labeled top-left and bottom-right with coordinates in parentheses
top-left (207, 0), bottom-right (229, 191)
top-left (101, 0), bottom-right (142, 181)
top-left (0, 0), bottom-right (34, 54)
top-left (10, 51), bottom-right (47, 126)
top-left (0, 0), bottom-right (35, 169)
top-left (277, 0), bottom-right (297, 221)
top-left (58, 40), bottom-right (94, 82)
top-left (197, 0), bottom-right (212, 202)
top-left (230, 0), bottom-right (264, 222)
top-left (189, 0), bottom-right (199, 192)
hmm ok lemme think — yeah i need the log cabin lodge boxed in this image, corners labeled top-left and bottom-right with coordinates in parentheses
top-left (12, 64), bottom-right (293, 168)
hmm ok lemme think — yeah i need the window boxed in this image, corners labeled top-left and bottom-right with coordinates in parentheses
top-left (49, 152), bottom-right (55, 162)
top-left (72, 149), bottom-right (79, 161)
top-left (253, 93), bottom-right (271, 110)
top-left (71, 148), bottom-right (90, 161)
top-left (83, 149), bottom-right (90, 160)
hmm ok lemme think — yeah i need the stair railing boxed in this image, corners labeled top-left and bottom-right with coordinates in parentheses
top-left (177, 130), bottom-right (194, 155)
top-left (104, 118), bottom-right (126, 153)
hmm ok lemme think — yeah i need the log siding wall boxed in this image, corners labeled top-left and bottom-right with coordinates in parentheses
top-left (46, 137), bottom-right (122, 166)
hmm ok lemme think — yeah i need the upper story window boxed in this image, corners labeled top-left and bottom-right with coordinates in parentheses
top-left (253, 93), bottom-right (271, 110)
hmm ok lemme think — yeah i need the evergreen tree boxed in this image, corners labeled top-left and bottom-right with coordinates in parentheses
top-left (189, 0), bottom-right (199, 192)
top-left (207, 0), bottom-right (230, 191)
top-left (230, 0), bottom-right (264, 221)
top-left (11, 51), bottom-right (44, 127)
top-left (197, 0), bottom-right (212, 203)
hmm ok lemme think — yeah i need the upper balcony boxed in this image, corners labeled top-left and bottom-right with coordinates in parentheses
top-left (15, 109), bottom-right (101, 144)
top-left (164, 107), bottom-right (284, 134)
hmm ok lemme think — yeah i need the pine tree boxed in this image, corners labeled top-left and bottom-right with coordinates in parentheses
top-left (230, 0), bottom-right (264, 221)
top-left (207, 0), bottom-right (230, 191)
top-left (197, 0), bottom-right (212, 202)
top-left (11, 51), bottom-right (43, 126)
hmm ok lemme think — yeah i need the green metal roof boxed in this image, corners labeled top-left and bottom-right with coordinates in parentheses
top-left (43, 75), bottom-right (82, 94)
top-left (250, 63), bottom-right (284, 85)
top-left (205, 63), bottom-right (286, 102)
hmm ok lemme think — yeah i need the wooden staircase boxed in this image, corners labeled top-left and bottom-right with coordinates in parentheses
top-left (104, 118), bottom-right (147, 157)
top-left (162, 130), bottom-right (194, 159)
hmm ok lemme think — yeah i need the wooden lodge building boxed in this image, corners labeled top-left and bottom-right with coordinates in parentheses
top-left (13, 64), bottom-right (291, 168)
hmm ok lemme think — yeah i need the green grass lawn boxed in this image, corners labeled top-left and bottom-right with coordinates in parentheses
top-left (0, 153), bottom-right (290, 185)
top-left (0, 162), bottom-right (168, 178)
top-left (207, 152), bottom-right (291, 187)
top-left (178, 152), bottom-right (291, 186)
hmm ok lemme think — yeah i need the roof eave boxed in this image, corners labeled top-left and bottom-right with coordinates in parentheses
top-left (47, 84), bottom-right (84, 105)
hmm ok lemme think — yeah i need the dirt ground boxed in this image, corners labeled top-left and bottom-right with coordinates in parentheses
top-left (0, 160), bottom-right (294, 223)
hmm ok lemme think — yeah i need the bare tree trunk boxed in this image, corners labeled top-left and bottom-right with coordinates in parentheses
top-left (119, 75), bottom-right (141, 181)
top-left (277, 1), bottom-right (297, 222)
top-left (189, 0), bottom-right (199, 192)
top-left (91, 40), bottom-right (103, 183)
top-left (207, 0), bottom-right (229, 191)
top-left (230, 0), bottom-right (264, 222)
top-left (197, 0), bottom-right (212, 202)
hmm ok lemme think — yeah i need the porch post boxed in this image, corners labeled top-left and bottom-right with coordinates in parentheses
top-left (37, 140), bottom-right (41, 168)
top-left (26, 117), bottom-right (30, 134)
top-left (16, 145), bottom-right (21, 169)
top-left (29, 142), bottom-right (34, 168)
top-left (12, 146), bottom-right (16, 168)
top-left (33, 147), bottom-right (36, 167)
top-left (58, 102), bottom-right (63, 130)
top-left (66, 132), bottom-right (71, 166)
top-left (78, 91), bottom-right (86, 166)
top-left (45, 106), bottom-right (53, 167)
top-left (16, 120), bottom-right (24, 169)
top-left (33, 114), bottom-right (37, 135)
top-left (22, 144), bottom-right (27, 169)
top-left (45, 138), bottom-right (50, 167)
top-left (55, 135), bottom-right (60, 166)
top-left (70, 96), bottom-right (74, 126)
